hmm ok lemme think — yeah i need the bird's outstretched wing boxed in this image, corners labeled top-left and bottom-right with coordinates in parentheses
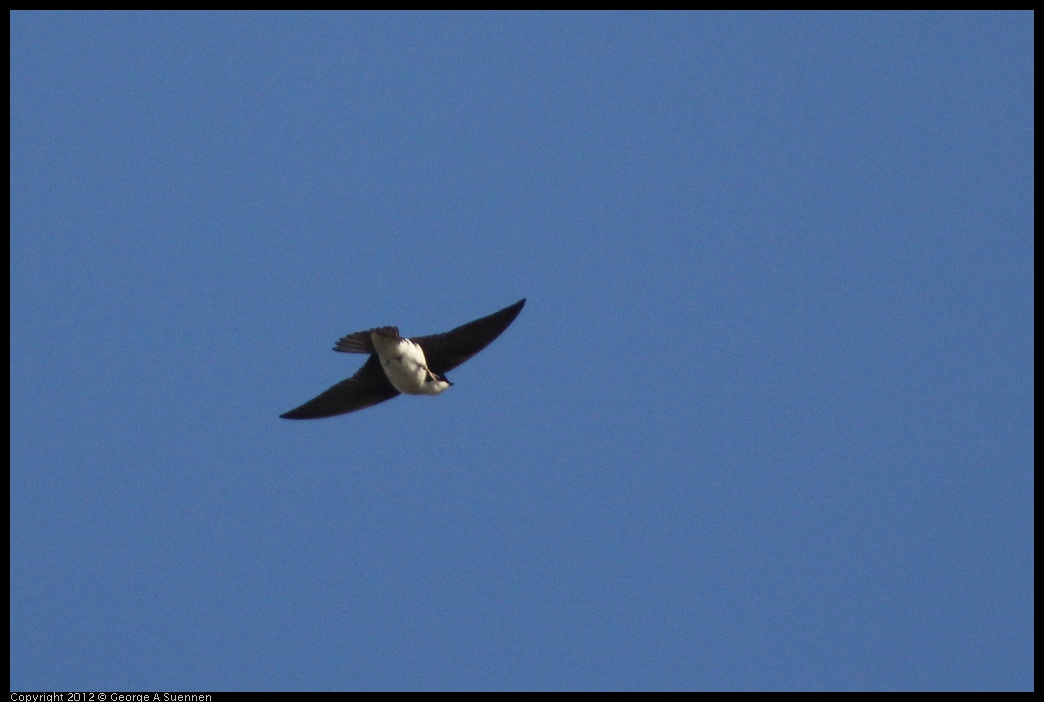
top-left (280, 299), bottom-right (525, 419)
top-left (279, 354), bottom-right (400, 419)
top-left (414, 298), bottom-right (526, 375)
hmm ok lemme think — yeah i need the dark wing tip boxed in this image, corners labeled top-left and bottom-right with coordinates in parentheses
top-left (280, 355), bottom-right (399, 419)
top-left (279, 401), bottom-right (344, 420)
top-left (417, 297), bottom-right (527, 375)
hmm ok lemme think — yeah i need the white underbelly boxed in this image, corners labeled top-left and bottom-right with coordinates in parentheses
top-left (383, 357), bottom-right (431, 394)
top-left (372, 334), bottom-right (446, 395)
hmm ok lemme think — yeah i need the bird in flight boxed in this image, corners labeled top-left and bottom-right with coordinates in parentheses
top-left (280, 299), bottom-right (526, 419)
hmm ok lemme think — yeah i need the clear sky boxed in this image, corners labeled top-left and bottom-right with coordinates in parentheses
top-left (10, 11), bottom-right (1033, 692)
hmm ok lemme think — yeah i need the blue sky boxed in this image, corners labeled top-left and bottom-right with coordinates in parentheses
top-left (10, 11), bottom-right (1033, 691)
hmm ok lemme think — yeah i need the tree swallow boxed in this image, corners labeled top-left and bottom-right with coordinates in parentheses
top-left (280, 298), bottom-right (526, 419)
